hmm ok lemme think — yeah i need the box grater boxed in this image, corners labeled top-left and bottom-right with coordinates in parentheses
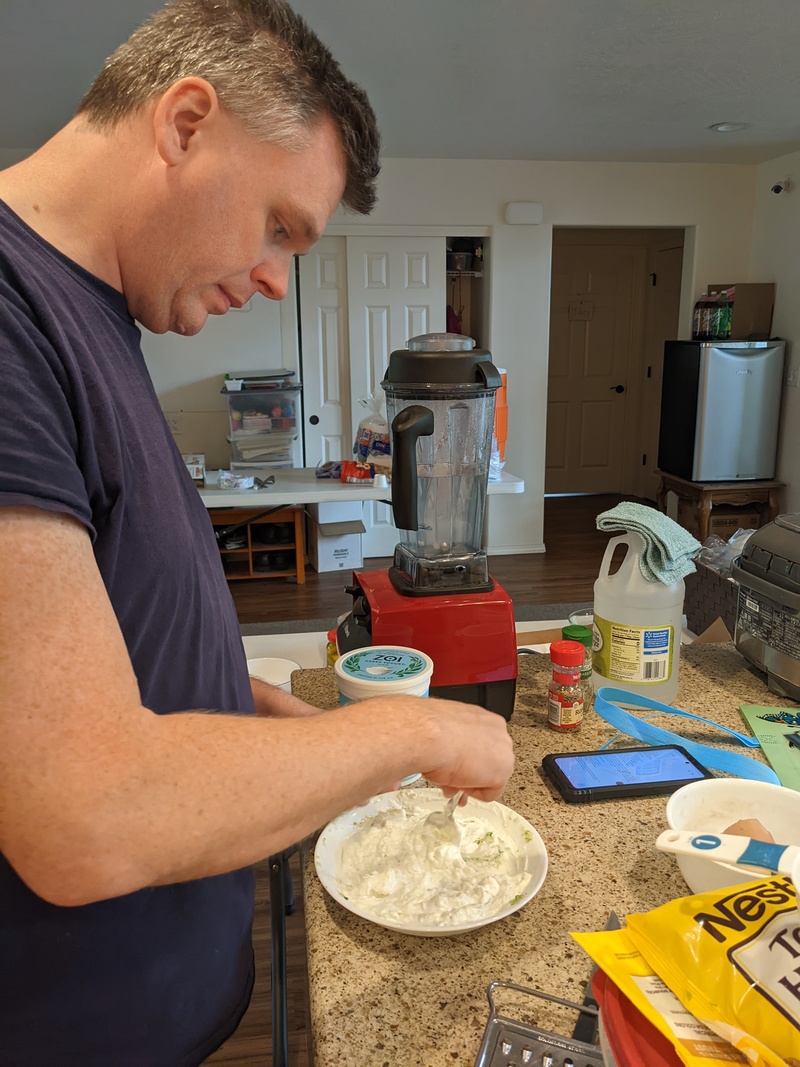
top-left (474, 982), bottom-right (604, 1067)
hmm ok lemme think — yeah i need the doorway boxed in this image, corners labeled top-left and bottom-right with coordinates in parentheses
top-left (545, 227), bottom-right (685, 501)
top-left (298, 233), bottom-right (448, 557)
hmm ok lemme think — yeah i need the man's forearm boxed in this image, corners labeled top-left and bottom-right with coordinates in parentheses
top-left (250, 676), bottom-right (321, 717)
top-left (4, 695), bottom-right (436, 906)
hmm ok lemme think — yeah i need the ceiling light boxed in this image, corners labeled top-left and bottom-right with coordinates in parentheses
top-left (709, 122), bottom-right (749, 133)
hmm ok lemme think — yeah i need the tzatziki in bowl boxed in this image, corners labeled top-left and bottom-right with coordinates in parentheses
top-left (314, 788), bottom-right (548, 936)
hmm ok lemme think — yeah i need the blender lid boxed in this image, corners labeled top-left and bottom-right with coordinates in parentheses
top-left (383, 332), bottom-right (501, 388)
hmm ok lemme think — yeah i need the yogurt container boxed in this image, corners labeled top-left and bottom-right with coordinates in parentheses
top-left (247, 657), bottom-right (301, 692)
top-left (334, 646), bottom-right (435, 786)
top-left (334, 646), bottom-right (434, 702)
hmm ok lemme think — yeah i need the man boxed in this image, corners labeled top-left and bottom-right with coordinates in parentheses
top-left (0, 1), bottom-right (515, 1062)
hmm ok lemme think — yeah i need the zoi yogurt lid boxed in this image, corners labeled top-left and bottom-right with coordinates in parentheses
top-left (335, 646), bottom-right (433, 685)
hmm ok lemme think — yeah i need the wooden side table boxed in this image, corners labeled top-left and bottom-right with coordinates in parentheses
top-left (655, 470), bottom-right (783, 544)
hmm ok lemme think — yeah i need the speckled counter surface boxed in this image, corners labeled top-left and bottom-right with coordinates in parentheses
top-left (291, 644), bottom-right (795, 1067)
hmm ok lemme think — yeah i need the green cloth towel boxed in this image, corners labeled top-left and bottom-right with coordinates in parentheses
top-left (596, 501), bottom-right (701, 584)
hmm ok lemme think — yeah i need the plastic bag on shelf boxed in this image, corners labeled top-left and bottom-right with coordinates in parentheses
top-left (695, 527), bottom-right (756, 577)
top-left (353, 389), bottom-right (390, 470)
top-left (489, 434), bottom-right (504, 482)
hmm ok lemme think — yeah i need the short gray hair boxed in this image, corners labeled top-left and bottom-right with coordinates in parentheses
top-left (76, 0), bottom-right (380, 213)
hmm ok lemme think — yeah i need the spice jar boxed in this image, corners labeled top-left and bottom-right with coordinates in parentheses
top-left (561, 624), bottom-right (594, 708)
top-left (548, 639), bottom-right (585, 731)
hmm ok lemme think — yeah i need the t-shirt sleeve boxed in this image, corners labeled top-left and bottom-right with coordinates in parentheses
top-left (0, 280), bottom-right (94, 534)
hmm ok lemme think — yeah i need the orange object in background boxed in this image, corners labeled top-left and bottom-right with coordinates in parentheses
top-left (494, 368), bottom-right (508, 461)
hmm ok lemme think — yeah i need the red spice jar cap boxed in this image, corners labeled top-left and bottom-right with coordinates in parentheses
top-left (549, 639), bottom-right (586, 668)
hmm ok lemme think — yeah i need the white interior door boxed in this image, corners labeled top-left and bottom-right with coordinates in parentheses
top-left (299, 235), bottom-right (446, 558)
top-left (297, 236), bottom-right (350, 467)
top-left (346, 236), bottom-right (447, 557)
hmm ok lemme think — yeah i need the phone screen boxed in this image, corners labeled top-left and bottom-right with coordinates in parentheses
top-left (554, 747), bottom-right (708, 789)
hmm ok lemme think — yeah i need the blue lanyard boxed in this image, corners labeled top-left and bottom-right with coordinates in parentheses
top-left (593, 687), bottom-right (780, 785)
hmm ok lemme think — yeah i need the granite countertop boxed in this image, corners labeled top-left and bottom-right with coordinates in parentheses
top-left (291, 644), bottom-right (795, 1067)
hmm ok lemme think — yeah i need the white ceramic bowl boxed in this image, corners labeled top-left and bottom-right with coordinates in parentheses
top-left (314, 788), bottom-right (548, 936)
top-left (246, 656), bottom-right (301, 692)
top-left (665, 778), bottom-right (800, 894)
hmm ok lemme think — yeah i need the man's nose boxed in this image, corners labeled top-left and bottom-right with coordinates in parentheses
top-left (251, 255), bottom-right (291, 301)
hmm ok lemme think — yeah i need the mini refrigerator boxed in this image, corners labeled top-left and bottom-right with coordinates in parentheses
top-left (657, 340), bottom-right (785, 481)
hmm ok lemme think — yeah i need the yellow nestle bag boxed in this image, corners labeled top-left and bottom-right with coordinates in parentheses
top-left (573, 927), bottom-right (746, 1067)
top-left (626, 875), bottom-right (800, 1066)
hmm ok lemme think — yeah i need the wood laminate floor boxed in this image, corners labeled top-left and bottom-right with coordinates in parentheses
top-left (208, 493), bottom-right (647, 1065)
top-left (227, 492), bottom-right (644, 626)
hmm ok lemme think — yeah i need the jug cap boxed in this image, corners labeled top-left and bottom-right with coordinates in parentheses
top-left (383, 331), bottom-right (501, 389)
top-left (561, 624), bottom-right (593, 649)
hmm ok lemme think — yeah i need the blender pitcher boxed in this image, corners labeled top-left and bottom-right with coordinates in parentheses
top-left (382, 332), bottom-right (501, 594)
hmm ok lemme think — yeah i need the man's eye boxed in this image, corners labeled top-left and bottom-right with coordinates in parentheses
top-left (275, 224), bottom-right (287, 237)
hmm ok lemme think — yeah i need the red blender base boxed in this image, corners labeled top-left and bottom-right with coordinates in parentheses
top-left (337, 568), bottom-right (518, 720)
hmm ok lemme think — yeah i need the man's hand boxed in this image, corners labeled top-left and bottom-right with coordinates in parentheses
top-left (415, 698), bottom-right (515, 803)
top-left (345, 694), bottom-right (515, 805)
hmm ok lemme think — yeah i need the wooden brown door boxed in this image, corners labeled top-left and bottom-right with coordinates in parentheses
top-left (546, 228), bottom-right (684, 498)
top-left (546, 244), bottom-right (643, 494)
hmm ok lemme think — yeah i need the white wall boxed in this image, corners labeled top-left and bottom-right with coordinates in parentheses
top-left (339, 159), bottom-right (757, 553)
top-left (140, 282), bottom-right (299, 470)
top-left (4, 139), bottom-right (762, 549)
top-left (750, 150), bottom-right (800, 513)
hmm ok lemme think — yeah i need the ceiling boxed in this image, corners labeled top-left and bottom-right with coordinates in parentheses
top-left (3, 0), bottom-right (800, 164)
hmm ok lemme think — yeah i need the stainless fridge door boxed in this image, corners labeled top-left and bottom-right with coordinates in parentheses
top-left (693, 342), bottom-right (785, 480)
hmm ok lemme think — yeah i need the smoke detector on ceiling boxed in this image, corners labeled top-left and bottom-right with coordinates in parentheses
top-left (708, 122), bottom-right (749, 133)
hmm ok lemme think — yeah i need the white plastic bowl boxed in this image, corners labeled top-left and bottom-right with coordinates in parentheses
top-left (665, 777), bottom-right (800, 894)
top-left (246, 657), bottom-right (301, 692)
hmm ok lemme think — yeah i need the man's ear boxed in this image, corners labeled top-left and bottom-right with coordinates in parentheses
top-left (153, 77), bottom-right (220, 165)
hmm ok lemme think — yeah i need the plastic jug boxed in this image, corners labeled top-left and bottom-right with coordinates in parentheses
top-left (591, 533), bottom-right (685, 705)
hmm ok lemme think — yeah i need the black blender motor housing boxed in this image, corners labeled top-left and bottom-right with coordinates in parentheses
top-left (382, 333), bottom-right (502, 595)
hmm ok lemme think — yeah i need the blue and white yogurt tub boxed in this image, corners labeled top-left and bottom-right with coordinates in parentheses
top-left (334, 646), bottom-right (435, 787)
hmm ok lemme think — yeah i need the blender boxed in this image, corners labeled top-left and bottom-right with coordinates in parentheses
top-left (337, 332), bottom-right (517, 719)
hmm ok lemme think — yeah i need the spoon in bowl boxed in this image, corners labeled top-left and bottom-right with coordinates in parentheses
top-left (422, 790), bottom-right (464, 843)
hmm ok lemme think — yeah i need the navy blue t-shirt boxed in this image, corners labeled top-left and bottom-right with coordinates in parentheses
top-left (0, 201), bottom-right (257, 1065)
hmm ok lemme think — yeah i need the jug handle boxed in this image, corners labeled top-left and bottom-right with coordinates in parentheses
top-left (598, 531), bottom-right (645, 582)
top-left (390, 405), bottom-right (434, 531)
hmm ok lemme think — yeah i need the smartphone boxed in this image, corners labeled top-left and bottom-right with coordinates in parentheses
top-left (541, 745), bottom-right (714, 803)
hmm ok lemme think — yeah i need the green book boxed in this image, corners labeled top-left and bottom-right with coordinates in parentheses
top-left (739, 705), bottom-right (800, 792)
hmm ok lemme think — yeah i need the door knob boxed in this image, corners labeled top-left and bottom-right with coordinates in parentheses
top-left (308, 415), bottom-right (320, 425)
top-left (610, 384), bottom-right (625, 393)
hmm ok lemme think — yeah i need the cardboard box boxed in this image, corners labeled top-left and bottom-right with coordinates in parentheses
top-left (684, 560), bottom-right (740, 636)
top-left (307, 501), bottom-right (363, 525)
top-left (307, 518), bottom-right (364, 572)
top-left (306, 502), bottom-right (366, 571)
top-left (181, 453), bottom-right (206, 481)
top-left (677, 501), bottom-right (760, 542)
top-left (706, 282), bottom-right (775, 341)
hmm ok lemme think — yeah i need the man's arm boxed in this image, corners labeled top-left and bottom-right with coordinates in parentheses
top-left (0, 507), bottom-right (514, 908)
top-left (250, 676), bottom-right (321, 717)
